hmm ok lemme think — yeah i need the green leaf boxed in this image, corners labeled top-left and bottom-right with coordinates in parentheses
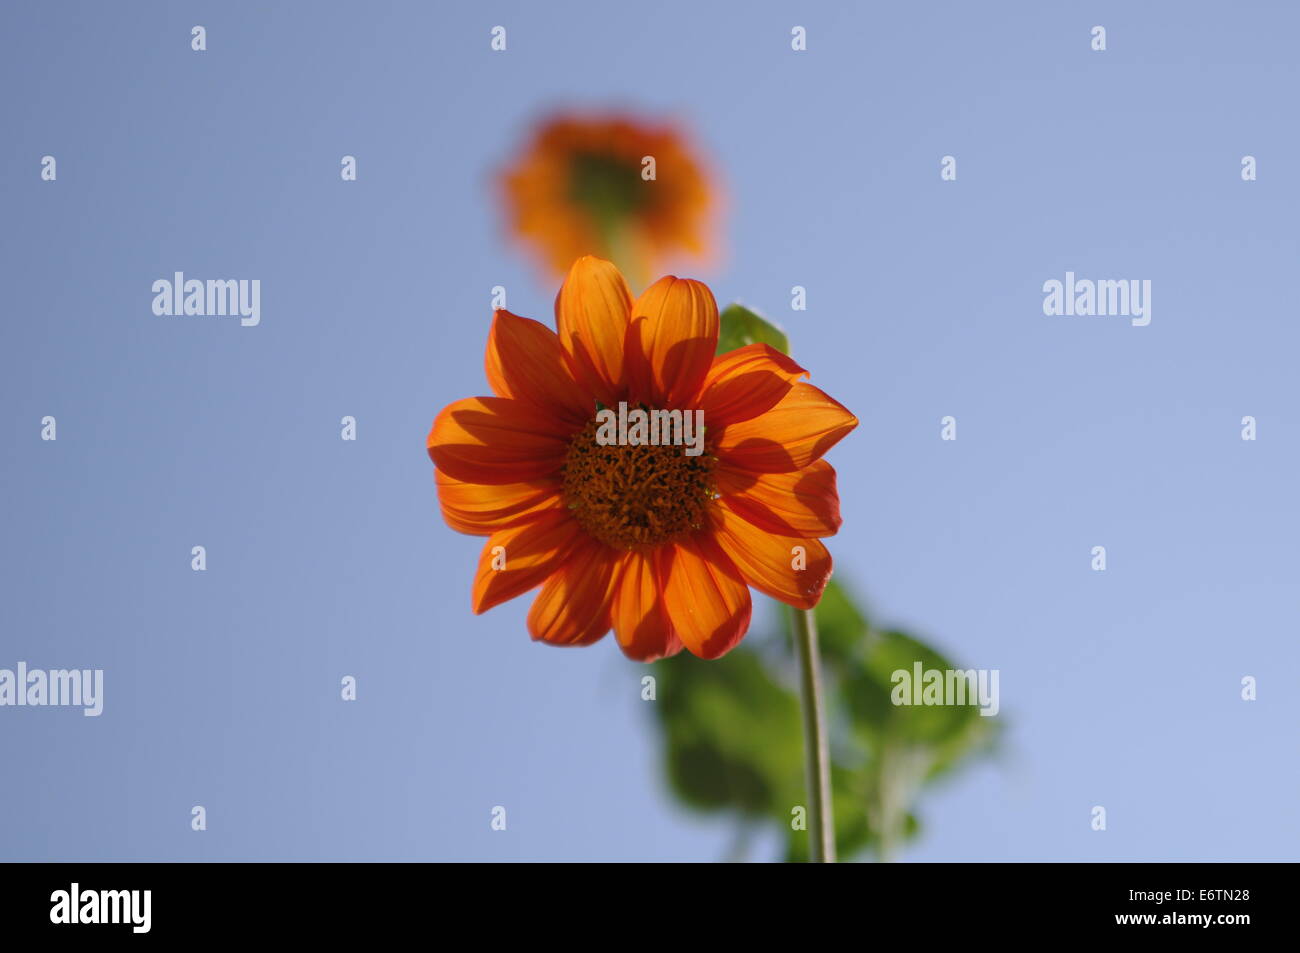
top-left (843, 629), bottom-right (997, 772)
top-left (716, 303), bottom-right (789, 356)
top-left (646, 578), bottom-right (1000, 862)
top-left (651, 648), bottom-right (804, 817)
top-left (837, 625), bottom-right (1000, 859)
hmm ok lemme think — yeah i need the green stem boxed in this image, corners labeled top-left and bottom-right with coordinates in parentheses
top-left (603, 227), bottom-right (644, 293)
top-left (791, 606), bottom-right (835, 862)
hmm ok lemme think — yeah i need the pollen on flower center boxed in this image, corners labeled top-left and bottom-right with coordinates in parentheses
top-left (562, 415), bottom-right (714, 549)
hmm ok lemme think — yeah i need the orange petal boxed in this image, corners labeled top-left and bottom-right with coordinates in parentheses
top-left (626, 276), bottom-right (719, 407)
top-left (658, 532), bottom-right (752, 659)
top-left (527, 536), bottom-right (618, 646)
top-left (711, 506), bottom-right (832, 610)
top-left (471, 510), bottom-right (584, 614)
top-left (554, 256), bottom-right (633, 407)
top-left (485, 309), bottom-right (592, 425)
top-left (699, 343), bottom-right (807, 427)
top-left (435, 471), bottom-right (563, 536)
top-left (714, 459), bottom-right (841, 538)
top-left (611, 550), bottom-right (684, 662)
top-left (714, 382), bottom-right (857, 473)
top-left (428, 396), bottom-right (569, 485)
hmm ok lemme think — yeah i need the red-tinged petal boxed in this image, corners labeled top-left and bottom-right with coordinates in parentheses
top-left (554, 256), bottom-right (633, 406)
top-left (435, 471), bottom-right (563, 536)
top-left (611, 550), bottom-right (684, 662)
top-left (714, 459), bottom-right (842, 538)
top-left (428, 396), bottom-right (569, 485)
top-left (625, 276), bottom-right (719, 407)
top-left (471, 510), bottom-right (584, 614)
top-left (710, 506), bottom-right (832, 610)
top-left (527, 537), bottom-right (619, 646)
top-left (699, 342), bottom-right (808, 427)
top-left (658, 532), bottom-right (752, 659)
top-left (714, 382), bottom-right (858, 473)
top-left (485, 309), bottom-right (591, 425)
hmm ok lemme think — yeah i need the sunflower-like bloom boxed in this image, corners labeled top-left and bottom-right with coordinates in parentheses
top-left (499, 113), bottom-right (715, 283)
top-left (427, 257), bottom-right (856, 661)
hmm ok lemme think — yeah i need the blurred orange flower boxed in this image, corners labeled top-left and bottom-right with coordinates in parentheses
top-left (427, 257), bottom-right (856, 661)
top-left (499, 113), bottom-right (716, 285)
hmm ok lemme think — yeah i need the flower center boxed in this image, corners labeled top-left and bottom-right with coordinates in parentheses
top-left (562, 415), bottom-right (715, 550)
top-left (568, 152), bottom-right (649, 231)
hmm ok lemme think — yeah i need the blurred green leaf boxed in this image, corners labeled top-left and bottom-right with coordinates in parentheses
top-left (653, 648), bottom-right (803, 817)
top-left (841, 627), bottom-right (998, 860)
top-left (716, 303), bottom-right (789, 356)
top-left (846, 629), bottom-right (996, 775)
top-left (649, 577), bottom-right (1000, 862)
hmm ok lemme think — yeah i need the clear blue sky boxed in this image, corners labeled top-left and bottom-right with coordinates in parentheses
top-left (2, 0), bottom-right (1296, 860)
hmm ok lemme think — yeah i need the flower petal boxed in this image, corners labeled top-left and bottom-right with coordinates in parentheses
top-left (658, 532), bottom-right (752, 659)
top-left (626, 276), bottom-right (719, 407)
top-left (428, 396), bottom-right (569, 485)
top-left (471, 510), bottom-right (584, 614)
top-left (714, 382), bottom-right (857, 473)
top-left (714, 459), bottom-right (842, 538)
top-left (554, 256), bottom-right (633, 407)
top-left (527, 536), bottom-right (618, 646)
top-left (435, 471), bottom-right (563, 536)
top-left (711, 506), bottom-right (832, 610)
top-left (485, 309), bottom-right (591, 425)
top-left (611, 550), bottom-right (684, 662)
top-left (699, 342), bottom-right (807, 427)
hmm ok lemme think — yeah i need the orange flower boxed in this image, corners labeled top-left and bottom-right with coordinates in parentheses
top-left (427, 257), bottom-right (856, 662)
top-left (499, 113), bottom-right (716, 284)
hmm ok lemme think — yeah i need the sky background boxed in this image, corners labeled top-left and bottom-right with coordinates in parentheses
top-left (2, 0), bottom-right (1297, 861)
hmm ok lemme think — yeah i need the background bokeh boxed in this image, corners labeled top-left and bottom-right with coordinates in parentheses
top-left (2, 0), bottom-right (1297, 861)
